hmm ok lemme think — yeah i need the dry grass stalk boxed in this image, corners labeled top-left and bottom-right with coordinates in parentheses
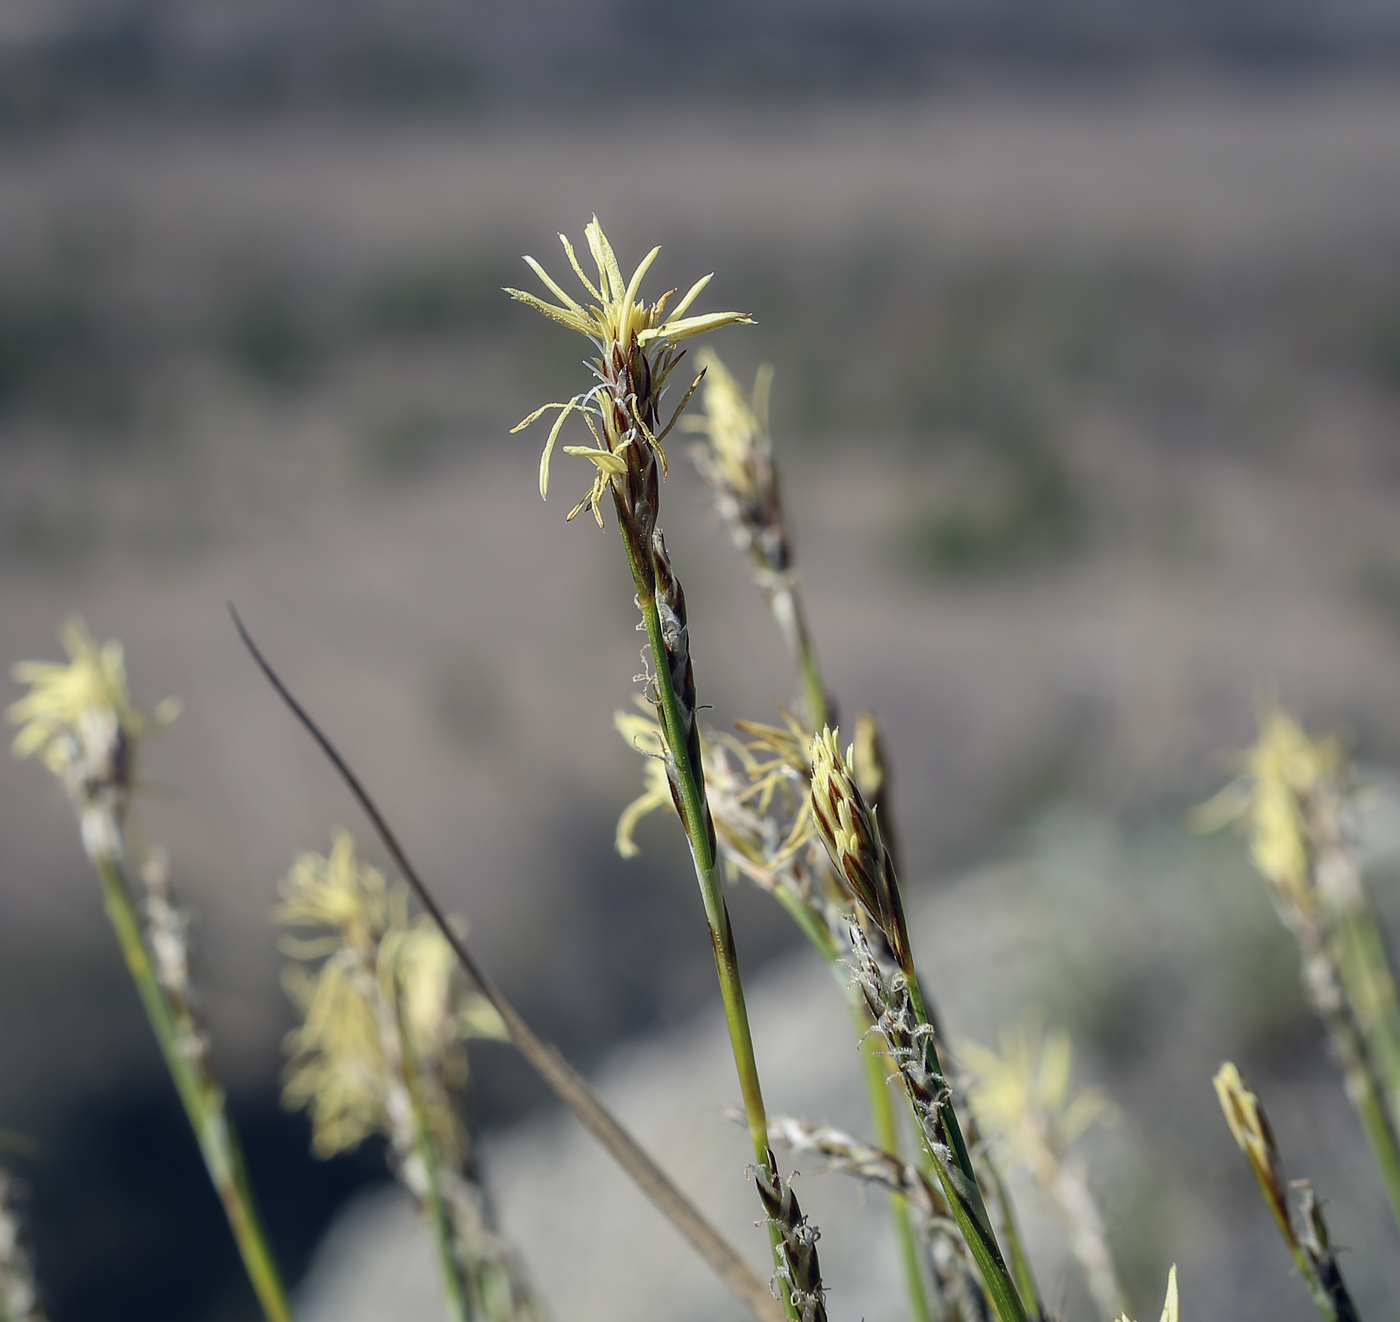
top-left (235, 614), bottom-right (787, 1322)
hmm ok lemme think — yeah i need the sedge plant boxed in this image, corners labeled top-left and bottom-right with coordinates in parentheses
top-left (507, 219), bottom-right (823, 1318)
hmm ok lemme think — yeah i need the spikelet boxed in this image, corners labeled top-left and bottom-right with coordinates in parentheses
top-left (8, 618), bottom-right (177, 861)
top-left (809, 727), bottom-right (907, 966)
top-left (754, 1149), bottom-right (828, 1322)
top-left (507, 218), bottom-right (750, 547)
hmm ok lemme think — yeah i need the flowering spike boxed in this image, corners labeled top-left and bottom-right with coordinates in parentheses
top-left (508, 218), bottom-right (750, 532)
top-left (808, 726), bottom-right (905, 963)
top-left (9, 618), bottom-right (177, 840)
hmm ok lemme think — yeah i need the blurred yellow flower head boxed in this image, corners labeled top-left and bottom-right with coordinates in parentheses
top-left (683, 348), bottom-right (775, 507)
top-left (1194, 704), bottom-right (1345, 918)
top-left (8, 616), bottom-right (177, 793)
top-left (279, 832), bottom-right (505, 1159)
top-left (613, 708), bottom-right (673, 859)
top-left (959, 1021), bottom-right (1108, 1173)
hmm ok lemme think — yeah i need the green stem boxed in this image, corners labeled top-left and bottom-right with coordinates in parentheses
top-left (857, 1005), bottom-right (935, 1322)
top-left (623, 533), bottom-right (795, 1319)
top-left (789, 597), bottom-right (828, 734)
top-left (1340, 1032), bottom-right (1400, 1229)
top-left (900, 970), bottom-right (1029, 1322)
top-left (981, 1159), bottom-right (1042, 1319)
top-left (399, 1044), bottom-right (471, 1322)
top-left (1334, 907), bottom-right (1400, 1136)
top-left (95, 854), bottom-right (294, 1322)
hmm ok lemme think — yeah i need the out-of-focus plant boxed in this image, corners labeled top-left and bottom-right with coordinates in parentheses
top-left (0, 1163), bottom-right (45, 1322)
top-left (1198, 706), bottom-right (1400, 1225)
top-left (8, 620), bottom-right (294, 1322)
top-left (1117, 1266), bottom-right (1178, 1322)
top-left (278, 832), bottom-right (539, 1322)
top-left (959, 1022), bottom-right (1122, 1319)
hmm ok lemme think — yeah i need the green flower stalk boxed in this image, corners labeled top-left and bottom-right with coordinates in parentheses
top-left (8, 620), bottom-right (293, 1322)
top-left (617, 704), bottom-right (935, 1321)
top-left (812, 727), bottom-right (1029, 1322)
top-left (278, 833), bottom-right (542, 1322)
top-left (1214, 1064), bottom-right (1360, 1322)
top-left (508, 222), bottom-right (809, 1316)
top-left (682, 350), bottom-right (1049, 1322)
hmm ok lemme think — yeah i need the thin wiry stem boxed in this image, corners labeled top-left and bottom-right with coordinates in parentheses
top-left (231, 608), bottom-right (785, 1322)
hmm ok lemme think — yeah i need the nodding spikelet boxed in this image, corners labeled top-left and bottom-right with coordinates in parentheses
top-left (767, 1115), bottom-right (948, 1216)
top-left (0, 1166), bottom-right (46, 1322)
top-left (754, 1150), bottom-right (828, 1322)
top-left (809, 727), bottom-right (907, 966)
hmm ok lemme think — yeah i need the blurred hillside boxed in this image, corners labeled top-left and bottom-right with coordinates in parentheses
top-left (3, 0), bottom-right (1400, 127)
top-left (2, 62), bottom-right (1400, 1322)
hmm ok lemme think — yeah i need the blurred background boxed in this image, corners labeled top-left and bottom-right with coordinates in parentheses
top-left (3, 2), bottom-right (1400, 1318)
